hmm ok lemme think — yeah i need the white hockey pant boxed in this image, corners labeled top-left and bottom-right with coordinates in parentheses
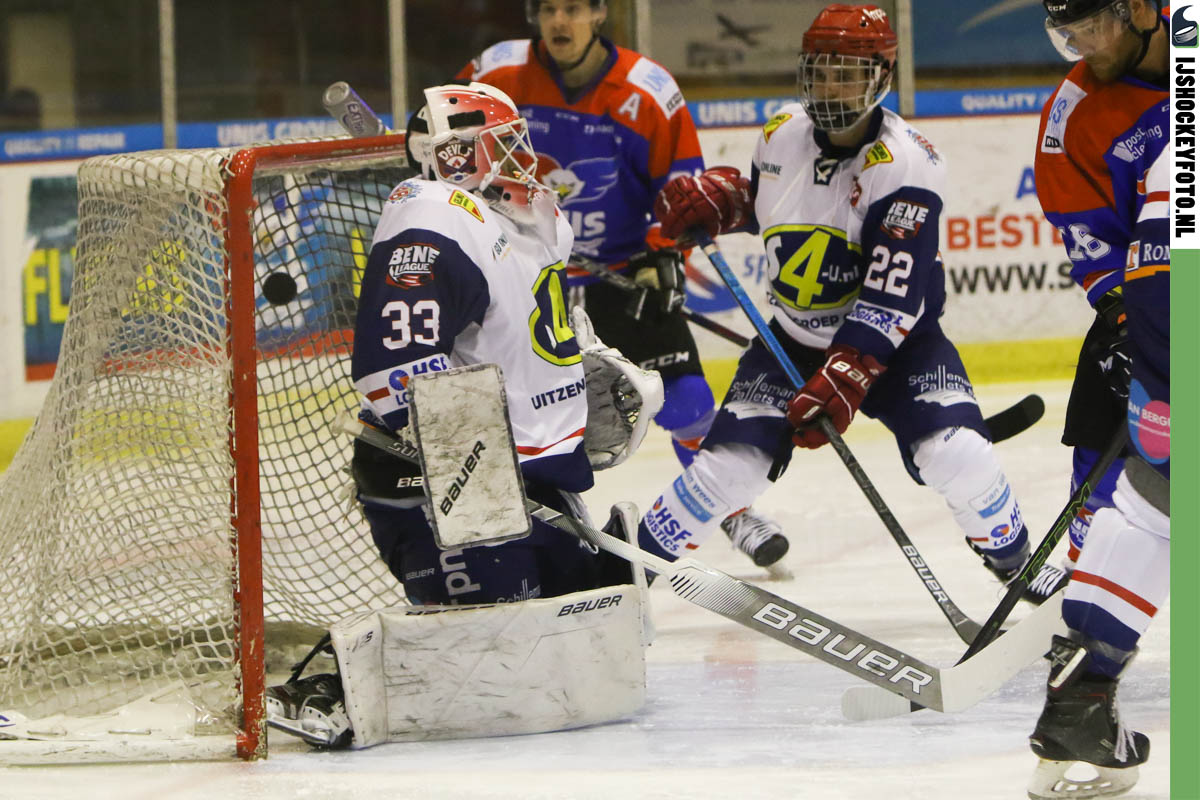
top-left (640, 443), bottom-right (773, 558)
top-left (1064, 468), bottom-right (1169, 648)
top-left (912, 427), bottom-right (1026, 564)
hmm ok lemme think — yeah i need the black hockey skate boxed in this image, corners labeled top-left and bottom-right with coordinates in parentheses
top-left (970, 533), bottom-right (1069, 605)
top-left (722, 507), bottom-right (789, 567)
top-left (266, 672), bottom-right (352, 749)
top-left (1027, 635), bottom-right (1148, 799)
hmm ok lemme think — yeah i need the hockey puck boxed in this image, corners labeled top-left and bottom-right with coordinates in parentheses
top-left (262, 272), bottom-right (298, 305)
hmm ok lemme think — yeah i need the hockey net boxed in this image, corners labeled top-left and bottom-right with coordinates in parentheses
top-left (0, 135), bottom-right (413, 761)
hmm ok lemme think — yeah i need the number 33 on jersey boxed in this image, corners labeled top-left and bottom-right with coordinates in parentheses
top-left (351, 178), bottom-right (593, 490)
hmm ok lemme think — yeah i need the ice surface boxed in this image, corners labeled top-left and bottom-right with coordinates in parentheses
top-left (2, 380), bottom-right (1169, 800)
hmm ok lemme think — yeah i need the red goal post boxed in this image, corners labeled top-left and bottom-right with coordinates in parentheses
top-left (0, 134), bottom-right (411, 762)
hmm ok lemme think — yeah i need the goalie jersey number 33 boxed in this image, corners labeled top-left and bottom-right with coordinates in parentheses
top-left (351, 178), bottom-right (594, 493)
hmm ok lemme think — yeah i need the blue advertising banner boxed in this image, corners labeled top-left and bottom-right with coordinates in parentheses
top-left (912, 1), bottom-right (1060, 68)
top-left (1, 93), bottom-right (1068, 163)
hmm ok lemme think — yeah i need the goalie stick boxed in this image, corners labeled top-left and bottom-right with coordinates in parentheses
top-left (693, 230), bottom-right (990, 645)
top-left (335, 411), bottom-right (1067, 713)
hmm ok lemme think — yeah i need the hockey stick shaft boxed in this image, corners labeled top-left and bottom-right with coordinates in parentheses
top-left (323, 81), bottom-right (391, 136)
top-left (957, 425), bottom-right (1127, 660)
top-left (571, 254), bottom-right (752, 348)
top-left (336, 411), bottom-right (1065, 714)
top-left (692, 230), bottom-right (984, 644)
top-left (844, 431), bottom-right (1123, 720)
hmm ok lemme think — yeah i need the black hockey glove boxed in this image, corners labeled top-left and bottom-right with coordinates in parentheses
top-left (1088, 289), bottom-right (1132, 400)
top-left (629, 249), bottom-right (686, 316)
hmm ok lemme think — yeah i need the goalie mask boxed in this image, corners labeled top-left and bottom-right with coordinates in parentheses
top-left (797, 4), bottom-right (898, 133)
top-left (423, 83), bottom-right (550, 225)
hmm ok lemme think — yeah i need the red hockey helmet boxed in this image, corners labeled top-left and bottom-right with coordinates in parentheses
top-left (797, 4), bottom-right (898, 132)
top-left (423, 82), bottom-right (547, 224)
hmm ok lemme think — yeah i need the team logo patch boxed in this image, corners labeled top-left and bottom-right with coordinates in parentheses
top-left (377, 353), bottom-right (450, 408)
top-left (813, 156), bottom-right (839, 185)
top-left (763, 112), bottom-right (793, 142)
top-left (434, 140), bottom-right (478, 184)
top-left (881, 200), bottom-right (930, 239)
top-left (388, 181), bottom-right (422, 204)
top-left (850, 177), bottom-right (863, 207)
top-left (448, 189), bottom-right (485, 223)
top-left (537, 154), bottom-right (619, 205)
top-left (862, 141), bottom-right (893, 170)
top-left (1041, 80), bottom-right (1085, 154)
top-left (385, 243), bottom-right (439, 288)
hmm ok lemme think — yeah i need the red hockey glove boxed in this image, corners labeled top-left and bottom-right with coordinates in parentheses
top-left (786, 345), bottom-right (885, 449)
top-left (654, 166), bottom-right (752, 240)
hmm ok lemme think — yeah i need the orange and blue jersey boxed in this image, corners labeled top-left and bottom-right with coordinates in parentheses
top-left (1033, 17), bottom-right (1169, 307)
top-left (458, 38), bottom-right (704, 280)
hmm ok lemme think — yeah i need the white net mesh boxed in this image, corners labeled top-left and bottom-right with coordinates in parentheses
top-left (0, 138), bottom-right (411, 747)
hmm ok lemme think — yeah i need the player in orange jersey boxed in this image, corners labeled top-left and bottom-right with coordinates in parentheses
top-left (457, 0), bottom-right (788, 567)
top-left (1027, 2), bottom-right (1169, 797)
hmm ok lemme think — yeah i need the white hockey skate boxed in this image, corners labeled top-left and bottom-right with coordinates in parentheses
top-left (721, 507), bottom-right (788, 568)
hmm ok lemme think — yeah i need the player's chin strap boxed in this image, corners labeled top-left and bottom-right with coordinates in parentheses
top-left (1126, 0), bottom-right (1163, 73)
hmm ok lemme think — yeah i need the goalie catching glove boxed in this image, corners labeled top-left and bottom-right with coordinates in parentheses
top-left (786, 345), bottom-right (885, 449)
top-left (571, 306), bottom-right (664, 469)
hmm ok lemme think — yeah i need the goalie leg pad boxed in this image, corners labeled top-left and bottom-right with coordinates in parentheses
top-left (330, 584), bottom-right (646, 746)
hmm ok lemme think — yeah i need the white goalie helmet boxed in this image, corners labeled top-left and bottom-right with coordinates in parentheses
top-left (422, 82), bottom-right (550, 225)
top-left (796, 4), bottom-right (899, 133)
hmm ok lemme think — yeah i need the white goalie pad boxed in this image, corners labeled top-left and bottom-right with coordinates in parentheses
top-left (570, 306), bottom-right (664, 470)
top-left (329, 584), bottom-right (646, 747)
top-left (410, 363), bottom-right (530, 549)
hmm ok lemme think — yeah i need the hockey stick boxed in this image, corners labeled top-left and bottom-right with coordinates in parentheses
top-left (840, 425), bottom-right (1127, 721)
top-left (985, 393), bottom-right (1044, 444)
top-left (335, 411), bottom-right (1066, 712)
top-left (961, 424), bottom-right (1127, 657)
top-left (578, 250), bottom-right (1042, 440)
top-left (321, 81), bottom-right (1048, 445)
top-left (570, 254), bottom-right (752, 347)
top-left (692, 230), bottom-right (987, 645)
top-left (323, 81), bottom-right (392, 136)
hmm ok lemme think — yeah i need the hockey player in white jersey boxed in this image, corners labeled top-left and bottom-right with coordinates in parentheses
top-left (639, 4), bottom-right (1064, 602)
top-left (265, 82), bottom-right (660, 748)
